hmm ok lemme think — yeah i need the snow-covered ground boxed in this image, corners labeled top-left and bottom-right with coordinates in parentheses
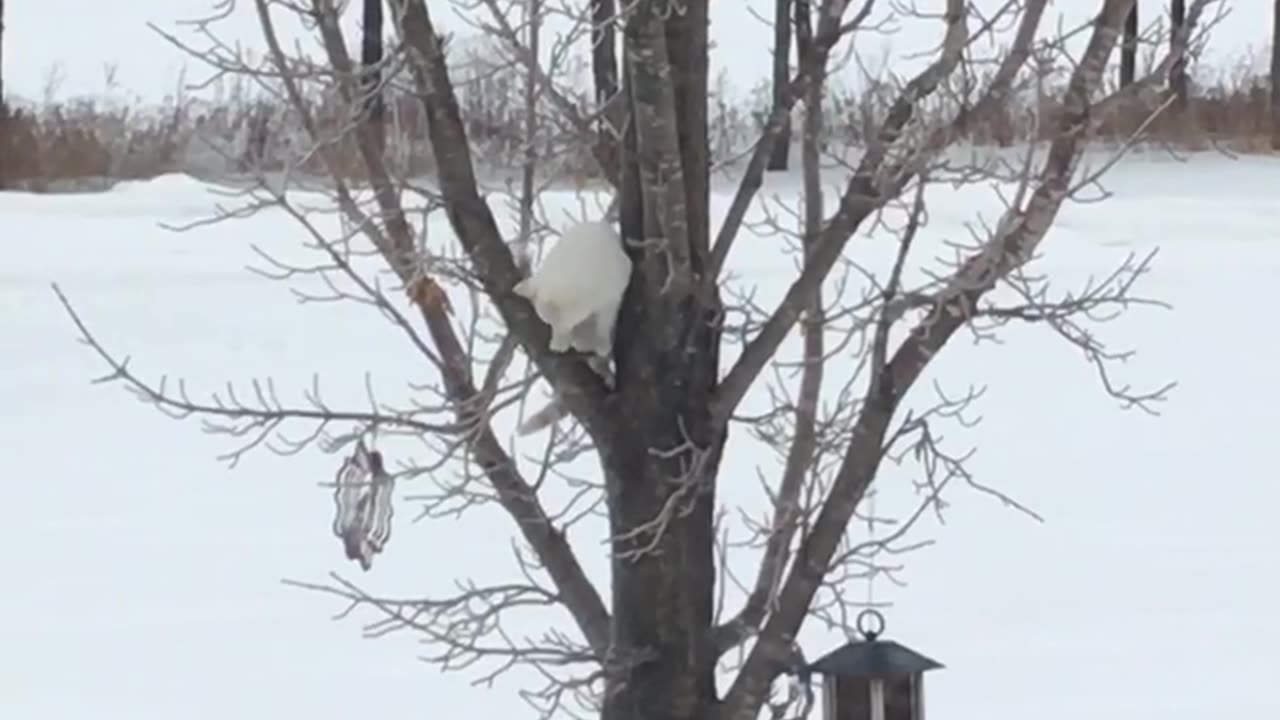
top-left (4, 152), bottom-right (1280, 718)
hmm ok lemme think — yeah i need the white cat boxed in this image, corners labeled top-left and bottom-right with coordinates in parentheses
top-left (512, 220), bottom-right (631, 435)
top-left (513, 220), bottom-right (631, 358)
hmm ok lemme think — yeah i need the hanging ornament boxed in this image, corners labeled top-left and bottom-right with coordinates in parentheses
top-left (331, 438), bottom-right (395, 571)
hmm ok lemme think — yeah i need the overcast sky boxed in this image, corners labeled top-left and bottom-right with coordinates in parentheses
top-left (3, 2), bottom-right (1273, 103)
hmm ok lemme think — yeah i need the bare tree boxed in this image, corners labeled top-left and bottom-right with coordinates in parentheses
top-left (57, 1), bottom-right (1217, 719)
top-left (0, 0), bottom-right (5, 107)
top-left (1272, 0), bottom-right (1280, 149)
top-left (767, 0), bottom-right (794, 171)
top-left (0, 0), bottom-right (8, 190)
top-left (360, 0), bottom-right (386, 156)
top-left (1171, 0), bottom-right (1189, 107)
top-left (1121, 1), bottom-right (1139, 88)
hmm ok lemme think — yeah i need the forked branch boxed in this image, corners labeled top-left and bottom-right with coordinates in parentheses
top-left (713, 0), bottom-right (977, 421)
top-left (708, 0), bottom-right (878, 280)
top-left (260, 0), bottom-right (616, 657)
top-left (714, 11), bottom-right (833, 653)
top-left (389, 0), bottom-right (615, 435)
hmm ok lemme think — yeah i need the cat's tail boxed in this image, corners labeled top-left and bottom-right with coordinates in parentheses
top-left (516, 397), bottom-right (569, 435)
top-left (516, 355), bottom-right (614, 436)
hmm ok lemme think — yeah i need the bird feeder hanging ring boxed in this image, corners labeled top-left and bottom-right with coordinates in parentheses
top-left (855, 608), bottom-right (886, 641)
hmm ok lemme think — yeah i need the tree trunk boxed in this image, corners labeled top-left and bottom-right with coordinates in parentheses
top-left (591, 0), bottom-right (622, 182)
top-left (603, 2), bottom-right (721, 719)
top-left (1120, 2), bottom-right (1138, 88)
top-left (797, 0), bottom-right (821, 276)
top-left (767, 0), bottom-right (793, 171)
top-left (518, 0), bottom-right (542, 248)
top-left (1170, 0), bottom-right (1188, 109)
top-left (360, 0), bottom-right (386, 156)
top-left (1, 0), bottom-right (8, 190)
top-left (0, 0), bottom-right (6, 108)
top-left (1271, 0), bottom-right (1280, 149)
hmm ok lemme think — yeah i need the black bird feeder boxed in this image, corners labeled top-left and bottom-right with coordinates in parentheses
top-left (802, 609), bottom-right (943, 720)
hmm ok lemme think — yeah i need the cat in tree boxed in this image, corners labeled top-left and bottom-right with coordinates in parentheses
top-left (513, 220), bottom-right (631, 359)
top-left (511, 220), bottom-right (631, 435)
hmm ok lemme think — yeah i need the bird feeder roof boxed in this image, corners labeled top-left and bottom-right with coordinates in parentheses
top-left (804, 637), bottom-right (944, 679)
top-left (802, 610), bottom-right (943, 679)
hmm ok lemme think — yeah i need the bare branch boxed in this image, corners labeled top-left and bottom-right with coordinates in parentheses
top-left (708, 0), bottom-right (878, 280)
top-left (720, 2), bottom-right (1202, 716)
top-left (53, 283), bottom-right (454, 465)
top-left (389, 0), bottom-right (616, 434)
top-left (714, 8), bottom-right (831, 654)
top-left (123, 0), bottom-right (621, 662)
top-left (713, 0), bottom-right (976, 421)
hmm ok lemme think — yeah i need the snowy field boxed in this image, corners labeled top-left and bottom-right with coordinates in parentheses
top-left (4, 151), bottom-right (1280, 719)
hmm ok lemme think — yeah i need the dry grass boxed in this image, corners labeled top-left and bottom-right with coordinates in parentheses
top-left (1, 50), bottom-right (1277, 193)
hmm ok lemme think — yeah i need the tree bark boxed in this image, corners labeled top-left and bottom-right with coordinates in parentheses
top-left (602, 2), bottom-right (721, 718)
top-left (767, 0), bottom-right (793, 171)
top-left (1170, 0), bottom-right (1188, 108)
top-left (518, 0), bottom-right (542, 247)
top-left (0, 0), bottom-right (6, 108)
top-left (1271, 0), bottom-right (1280, 149)
top-left (360, 0), bottom-right (385, 156)
top-left (591, 0), bottom-right (623, 183)
top-left (1120, 1), bottom-right (1138, 88)
top-left (1, 0), bottom-right (8, 189)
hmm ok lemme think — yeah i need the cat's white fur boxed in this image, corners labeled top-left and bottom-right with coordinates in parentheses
top-left (512, 220), bottom-right (630, 435)
top-left (513, 220), bottom-right (631, 358)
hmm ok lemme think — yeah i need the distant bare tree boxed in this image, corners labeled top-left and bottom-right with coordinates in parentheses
top-left (0, 0), bottom-right (8, 189)
top-left (1271, 0), bottom-right (1280, 149)
top-left (58, 2), bottom-right (1216, 719)
top-left (1121, 1), bottom-right (1139, 88)
top-left (1171, 0), bottom-right (1189, 107)
top-left (767, 0), bottom-right (793, 171)
top-left (0, 0), bottom-right (6, 106)
top-left (360, 0), bottom-right (385, 155)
